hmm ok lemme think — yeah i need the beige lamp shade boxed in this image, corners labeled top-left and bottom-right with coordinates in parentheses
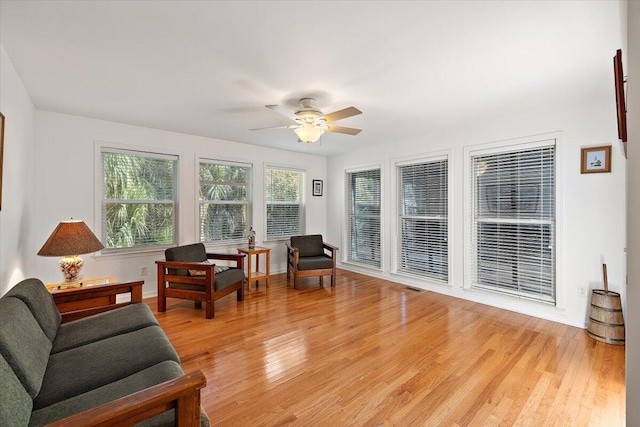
top-left (38, 219), bottom-right (104, 282)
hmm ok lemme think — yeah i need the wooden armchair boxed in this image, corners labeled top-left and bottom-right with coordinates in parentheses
top-left (286, 234), bottom-right (338, 289)
top-left (156, 243), bottom-right (245, 319)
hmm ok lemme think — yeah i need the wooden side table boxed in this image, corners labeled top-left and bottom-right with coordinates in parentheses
top-left (237, 246), bottom-right (271, 291)
top-left (48, 279), bottom-right (144, 323)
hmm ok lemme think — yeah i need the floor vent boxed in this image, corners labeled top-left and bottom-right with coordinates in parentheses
top-left (404, 287), bottom-right (422, 292)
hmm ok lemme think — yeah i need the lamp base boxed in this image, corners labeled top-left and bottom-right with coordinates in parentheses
top-left (59, 255), bottom-right (84, 283)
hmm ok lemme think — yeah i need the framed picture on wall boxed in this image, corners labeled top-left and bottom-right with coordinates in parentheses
top-left (312, 179), bottom-right (323, 196)
top-left (581, 145), bottom-right (611, 174)
top-left (0, 112), bottom-right (4, 211)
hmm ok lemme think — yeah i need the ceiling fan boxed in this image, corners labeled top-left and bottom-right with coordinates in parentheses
top-left (250, 98), bottom-right (362, 143)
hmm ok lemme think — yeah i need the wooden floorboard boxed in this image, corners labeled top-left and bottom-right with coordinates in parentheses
top-left (147, 269), bottom-right (625, 426)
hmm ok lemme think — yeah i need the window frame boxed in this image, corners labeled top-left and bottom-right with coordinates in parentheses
top-left (463, 136), bottom-right (561, 305)
top-left (96, 143), bottom-right (179, 255)
top-left (197, 157), bottom-right (252, 246)
top-left (345, 166), bottom-right (383, 269)
top-left (264, 164), bottom-right (305, 241)
top-left (394, 154), bottom-right (450, 283)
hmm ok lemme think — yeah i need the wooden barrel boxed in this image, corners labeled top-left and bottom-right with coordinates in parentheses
top-left (587, 289), bottom-right (625, 345)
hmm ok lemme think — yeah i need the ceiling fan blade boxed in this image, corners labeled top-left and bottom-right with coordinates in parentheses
top-left (327, 125), bottom-right (362, 135)
top-left (249, 125), bottom-right (297, 131)
top-left (324, 106), bottom-right (362, 123)
top-left (266, 104), bottom-right (298, 121)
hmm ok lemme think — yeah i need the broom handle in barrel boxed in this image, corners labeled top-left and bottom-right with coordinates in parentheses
top-left (602, 263), bottom-right (609, 294)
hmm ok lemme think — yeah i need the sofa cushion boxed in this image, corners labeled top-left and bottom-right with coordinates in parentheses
top-left (291, 235), bottom-right (325, 257)
top-left (33, 325), bottom-right (180, 410)
top-left (0, 353), bottom-right (32, 427)
top-left (297, 255), bottom-right (334, 271)
top-left (29, 360), bottom-right (184, 426)
top-left (5, 278), bottom-right (61, 342)
top-left (51, 303), bottom-right (159, 354)
top-left (0, 297), bottom-right (52, 398)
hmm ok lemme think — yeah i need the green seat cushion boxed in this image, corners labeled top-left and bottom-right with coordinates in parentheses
top-left (291, 235), bottom-right (324, 257)
top-left (0, 297), bottom-right (52, 398)
top-left (29, 360), bottom-right (184, 426)
top-left (33, 325), bottom-right (180, 410)
top-left (5, 278), bottom-right (61, 342)
top-left (0, 353), bottom-right (32, 427)
top-left (297, 255), bottom-right (334, 271)
top-left (168, 268), bottom-right (244, 293)
top-left (51, 304), bottom-right (159, 354)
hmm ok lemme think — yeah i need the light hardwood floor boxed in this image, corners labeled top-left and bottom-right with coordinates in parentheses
top-left (147, 270), bottom-right (625, 426)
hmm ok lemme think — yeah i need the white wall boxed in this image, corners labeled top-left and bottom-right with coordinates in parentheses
top-left (33, 111), bottom-right (327, 297)
top-left (0, 45), bottom-right (37, 295)
top-left (626, 0), bottom-right (639, 424)
top-left (327, 33), bottom-right (627, 327)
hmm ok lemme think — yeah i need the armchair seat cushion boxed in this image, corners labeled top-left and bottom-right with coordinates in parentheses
top-left (297, 255), bottom-right (335, 271)
top-left (168, 268), bottom-right (244, 293)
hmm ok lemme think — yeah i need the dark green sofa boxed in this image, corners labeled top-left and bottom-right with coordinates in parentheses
top-left (0, 278), bottom-right (208, 426)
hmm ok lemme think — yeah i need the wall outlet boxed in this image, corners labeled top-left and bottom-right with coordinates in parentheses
top-left (140, 266), bottom-right (148, 276)
top-left (578, 286), bottom-right (588, 297)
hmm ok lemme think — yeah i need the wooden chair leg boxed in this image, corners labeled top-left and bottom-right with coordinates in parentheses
top-left (194, 301), bottom-right (202, 309)
top-left (319, 276), bottom-right (324, 285)
top-left (205, 301), bottom-right (214, 319)
top-left (237, 284), bottom-right (244, 302)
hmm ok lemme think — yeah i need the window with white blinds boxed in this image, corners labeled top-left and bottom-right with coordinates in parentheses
top-left (469, 143), bottom-right (556, 303)
top-left (396, 158), bottom-right (448, 281)
top-left (346, 168), bottom-right (381, 268)
top-left (101, 148), bottom-right (178, 251)
top-left (199, 159), bottom-right (251, 244)
top-left (265, 166), bottom-right (304, 239)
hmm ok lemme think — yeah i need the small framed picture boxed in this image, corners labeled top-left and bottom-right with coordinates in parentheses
top-left (312, 179), bottom-right (323, 196)
top-left (581, 145), bottom-right (612, 174)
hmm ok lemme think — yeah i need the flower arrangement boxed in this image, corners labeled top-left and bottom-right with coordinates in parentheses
top-left (248, 226), bottom-right (256, 249)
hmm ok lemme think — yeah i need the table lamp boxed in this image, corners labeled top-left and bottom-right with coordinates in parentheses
top-left (37, 219), bottom-right (105, 283)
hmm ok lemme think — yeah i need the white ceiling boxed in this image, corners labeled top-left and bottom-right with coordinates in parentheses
top-left (0, 1), bottom-right (625, 156)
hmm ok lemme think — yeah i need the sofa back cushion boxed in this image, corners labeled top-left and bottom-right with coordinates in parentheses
top-left (0, 353), bottom-right (32, 427)
top-left (291, 235), bottom-right (324, 257)
top-left (5, 278), bottom-right (61, 342)
top-left (0, 297), bottom-right (52, 398)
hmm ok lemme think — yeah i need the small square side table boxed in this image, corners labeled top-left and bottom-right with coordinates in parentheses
top-left (237, 246), bottom-right (270, 291)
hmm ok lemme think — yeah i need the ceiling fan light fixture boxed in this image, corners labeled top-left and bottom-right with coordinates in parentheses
top-left (294, 124), bottom-right (324, 143)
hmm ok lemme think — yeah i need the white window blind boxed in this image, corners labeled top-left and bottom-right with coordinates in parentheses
top-left (266, 167), bottom-right (304, 239)
top-left (397, 159), bottom-right (448, 281)
top-left (101, 149), bottom-right (177, 251)
top-left (346, 168), bottom-right (381, 268)
top-left (470, 144), bottom-right (555, 303)
top-left (199, 160), bottom-right (251, 244)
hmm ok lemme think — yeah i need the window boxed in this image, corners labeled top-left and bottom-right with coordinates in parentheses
top-left (199, 159), bottom-right (251, 244)
top-left (346, 168), bottom-right (381, 268)
top-left (469, 142), bottom-right (555, 303)
top-left (396, 158), bottom-right (448, 281)
top-left (265, 166), bottom-right (304, 239)
top-left (101, 148), bottom-right (178, 251)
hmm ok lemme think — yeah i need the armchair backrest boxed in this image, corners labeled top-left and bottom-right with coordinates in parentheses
top-left (290, 235), bottom-right (324, 257)
top-left (165, 243), bottom-right (208, 276)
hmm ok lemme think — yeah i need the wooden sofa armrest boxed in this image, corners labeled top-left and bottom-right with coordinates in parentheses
top-left (46, 370), bottom-right (207, 427)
